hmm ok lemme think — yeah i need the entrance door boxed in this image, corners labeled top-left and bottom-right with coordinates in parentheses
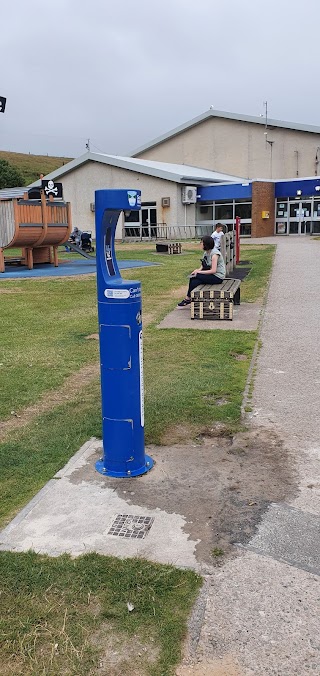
top-left (289, 201), bottom-right (312, 235)
top-left (141, 207), bottom-right (157, 238)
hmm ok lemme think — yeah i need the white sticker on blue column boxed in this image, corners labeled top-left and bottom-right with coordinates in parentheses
top-left (104, 289), bottom-right (130, 299)
top-left (139, 330), bottom-right (144, 427)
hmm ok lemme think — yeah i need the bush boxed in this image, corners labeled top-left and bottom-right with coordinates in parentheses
top-left (0, 159), bottom-right (24, 189)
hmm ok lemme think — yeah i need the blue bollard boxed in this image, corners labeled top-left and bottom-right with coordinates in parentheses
top-left (94, 189), bottom-right (154, 478)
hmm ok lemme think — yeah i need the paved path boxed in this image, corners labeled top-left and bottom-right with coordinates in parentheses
top-left (182, 237), bottom-right (320, 676)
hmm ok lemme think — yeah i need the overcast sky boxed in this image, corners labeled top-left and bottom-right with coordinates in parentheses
top-left (1, 0), bottom-right (320, 159)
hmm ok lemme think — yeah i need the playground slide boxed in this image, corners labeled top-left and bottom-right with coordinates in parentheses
top-left (64, 241), bottom-right (96, 260)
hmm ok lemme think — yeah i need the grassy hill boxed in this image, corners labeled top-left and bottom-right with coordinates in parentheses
top-left (0, 150), bottom-right (73, 186)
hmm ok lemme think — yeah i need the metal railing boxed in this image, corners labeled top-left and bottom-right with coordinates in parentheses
top-left (123, 223), bottom-right (216, 241)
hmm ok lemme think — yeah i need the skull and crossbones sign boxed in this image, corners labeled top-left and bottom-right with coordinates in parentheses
top-left (44, 180), bottom-right (58, 196)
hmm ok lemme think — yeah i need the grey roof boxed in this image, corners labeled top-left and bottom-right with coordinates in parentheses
top-left (131, 109), bottom-right (320, 156)
top-left (29, 152), bottom-right (245, 187)
top-left (0, 186), bottom-right (27, 199)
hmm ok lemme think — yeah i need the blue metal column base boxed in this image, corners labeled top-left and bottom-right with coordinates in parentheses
top-left (95, 454), bottom-right (154, 478)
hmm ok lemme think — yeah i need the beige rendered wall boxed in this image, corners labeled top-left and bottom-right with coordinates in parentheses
top-left (135, 118), bottom-right (320, 180)
top-left (57, 161), bottom-right (191, 238)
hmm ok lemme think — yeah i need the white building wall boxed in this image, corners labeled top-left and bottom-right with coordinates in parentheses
top-left (135, 117), bottom-right (320, 180)
top-left (58, 161), bottom-right (188, 238)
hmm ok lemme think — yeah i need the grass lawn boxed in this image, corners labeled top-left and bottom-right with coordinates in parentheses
top-left (0, 242), bottom-right (274, 675)
top-left (0, 551), bottom-right (201, 676)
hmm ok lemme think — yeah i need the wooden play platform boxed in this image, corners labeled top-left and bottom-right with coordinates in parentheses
top-left (0, 187), bottom-right (72, 272)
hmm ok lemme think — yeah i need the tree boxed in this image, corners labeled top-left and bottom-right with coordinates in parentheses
top-left (0, 159), bottom-right (24, 189)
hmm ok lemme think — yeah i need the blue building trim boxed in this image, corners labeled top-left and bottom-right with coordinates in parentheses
top-left (275, 178), bottom-right (320, 198)
top-left (198, 177), bottom-right (320, 202)
top-left (197, 182), bottom-right (252, 202)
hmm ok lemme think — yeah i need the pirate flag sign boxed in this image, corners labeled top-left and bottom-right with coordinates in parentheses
top-left (0, 97), bottom-right (6, 113)
top-left (41, 179), bottom-right (63, 199)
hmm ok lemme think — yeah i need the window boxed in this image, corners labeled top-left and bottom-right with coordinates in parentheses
top-left (196, 199), bottom-right (252, 236)
top-left (124, 206), bottom-right (158, 239)
top-left (276, 222), bottom-right (287, 234)
top-left (235, 203), bottom-right (252, 219)
top-left (240, 224), bottom-right (251, 236)
top-left (313, 199), bottom-right (320, 218)
top-left (215, 203), bottom-right (234, 220)
top-left (196, 204), bottom-right (213, 221)
top-left (276, 200), bottom-right (288, 218)
top-left (124, 211), bottom-right (139, 222)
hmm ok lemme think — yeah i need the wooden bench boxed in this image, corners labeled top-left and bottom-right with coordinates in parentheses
top-left (190, 279), bottom-right (241, 320)
top-left (156, 242), bottom-right (182, 254)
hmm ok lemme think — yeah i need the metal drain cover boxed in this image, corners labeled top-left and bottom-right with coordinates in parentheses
top-left (108, 514), bottom-right (154, 539)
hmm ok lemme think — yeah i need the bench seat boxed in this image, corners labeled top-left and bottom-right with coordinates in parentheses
top-left (191, 279), bottom-right (241, 320)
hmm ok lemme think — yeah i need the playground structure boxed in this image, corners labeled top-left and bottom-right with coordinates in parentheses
top-left (0, 190), bottom-right (72, 273)
top-left (220, 230), bottom-right (236, 275)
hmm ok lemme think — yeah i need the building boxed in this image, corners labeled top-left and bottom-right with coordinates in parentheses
top-left (29, 110), bottom-right (320, 239)
top-left (133, 109), bottom-right (320, 181)
top-left (196, 177), bottom-right (320, 237)
top-left (29, 152), bottom-right (243, 239)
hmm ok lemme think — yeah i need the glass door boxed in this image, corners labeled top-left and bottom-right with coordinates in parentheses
top-left (141, 207), bottom-right (157, 238)
top-left (289, 201), bottom-right (312, 235)
top-left (300, 202), bottom-right (311, 235)
top-left (312, 199), bottom-right (320, 234)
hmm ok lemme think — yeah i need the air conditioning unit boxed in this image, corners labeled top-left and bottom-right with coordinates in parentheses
top-left (161, 196), bottom-right (170, 207)
top-left (90, 202), bottom-right (95, 212)
top-left (182, 186), bottom-right (197, 204)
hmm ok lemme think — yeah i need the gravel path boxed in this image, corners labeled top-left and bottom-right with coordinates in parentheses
top-left (181, 237), bottom-right (320, 676)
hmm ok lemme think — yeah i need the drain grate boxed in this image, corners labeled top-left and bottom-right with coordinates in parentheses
top-left (108, 514), bottom-right (154, 539)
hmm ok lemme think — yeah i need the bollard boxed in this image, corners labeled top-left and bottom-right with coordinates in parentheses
top-left (94, 189), bottom-right (154, 478)
top-left (235, 216), bottom-right (241, 264)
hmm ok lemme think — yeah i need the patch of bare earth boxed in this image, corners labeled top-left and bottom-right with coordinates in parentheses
top-left (0, 287), bottom-right (25, 294)
top-left (90, 623), bottom-right (159, 676)
top-left (160, 423), bottom-right (203, 445)
top-left (0, 363), bottom-right (99, 442)
top-left (169, 285), bottom-right (189, 299)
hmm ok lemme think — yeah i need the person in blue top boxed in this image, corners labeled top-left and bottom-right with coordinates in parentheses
top-left (177, 235), bottom-right (226, 307)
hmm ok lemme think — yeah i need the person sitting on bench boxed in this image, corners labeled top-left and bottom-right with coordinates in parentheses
top-left (177, 235), bottom-right (226, 307)
top-left (70, 227), bottom-right (82, 246)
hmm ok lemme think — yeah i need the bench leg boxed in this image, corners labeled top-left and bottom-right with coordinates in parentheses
top-left (234, 288), bottom-right (240, 305)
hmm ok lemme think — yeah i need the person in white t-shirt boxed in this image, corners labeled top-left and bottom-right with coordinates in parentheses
top-left (211, 223), bottom-right (224, 250)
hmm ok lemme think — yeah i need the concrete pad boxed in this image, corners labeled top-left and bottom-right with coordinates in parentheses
top-left (157, 302), bottom-right (261, 331)
top-left (245, 502), bottom-right (320, 576)
top-left (0, 439), bottom-right (199, 570)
